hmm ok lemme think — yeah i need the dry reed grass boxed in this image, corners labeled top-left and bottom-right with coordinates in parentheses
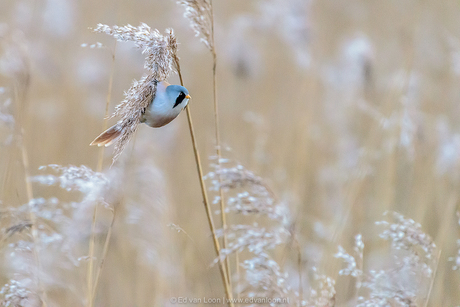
top-left (1, 0), bottom-right (460, 306)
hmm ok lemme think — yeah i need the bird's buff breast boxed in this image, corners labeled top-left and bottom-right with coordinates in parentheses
top-left (142, 100), bottom-right (183, 128)
top-left (143, 112), bottom-right (177, 128)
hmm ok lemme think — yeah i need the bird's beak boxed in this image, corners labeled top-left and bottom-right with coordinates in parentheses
top-left (185, 94), bottom-right (191, 99)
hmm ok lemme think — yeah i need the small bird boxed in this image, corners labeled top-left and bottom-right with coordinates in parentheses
top-left (90, 81), bottom-right (191, 147)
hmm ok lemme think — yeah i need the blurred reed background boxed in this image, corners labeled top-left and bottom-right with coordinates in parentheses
top-left (1, 0), bottom-right (460, 306)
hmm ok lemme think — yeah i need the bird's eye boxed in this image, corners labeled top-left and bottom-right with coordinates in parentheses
top-left (173, 92), bottom-right (186, 108)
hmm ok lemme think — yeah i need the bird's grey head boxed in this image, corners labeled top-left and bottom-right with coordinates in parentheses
top-left (166, 85), bottom-right (190, 109)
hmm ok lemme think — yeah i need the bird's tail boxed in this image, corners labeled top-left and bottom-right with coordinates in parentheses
top-left (90, 124), bottom-right (123, 147)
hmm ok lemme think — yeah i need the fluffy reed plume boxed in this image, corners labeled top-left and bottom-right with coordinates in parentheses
top-left (377, 212), bottom-right (436, 260)
top-left (258, 0), bottom-right (311, 67)
top-left (208, 161), bottom-right (340, 306)
top-left (0, 27), bottom-right (30, 94)
top-left (0, 88), bottom-right (14, 146)
top-left (335, 212), bottom-right (437, 306)
top-left (449, 212), bottom-right (460, 270)
top-left (92, 24), bottom-right (178, 162)
top-left (33, 164), bottom-right (109, 199)
top-left (335, 234), bottom-right (364, 286)
top-left (207, 162), bottom-right (294, 300)
top-left (306, 269), bottom-right (336, 307)
top-left (93, 24), bottom-right (177, 82)
top-left (210, 160), bottom-right (439, 306)
top-left (0, 164), bottom-right (111, 306)
top-left (0, 279), bottom-right (39, 307)
top-left (176, 0), bottom-right (213, 51)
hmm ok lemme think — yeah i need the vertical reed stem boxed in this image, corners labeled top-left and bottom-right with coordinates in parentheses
top-left (92, 206), bottom-right (116, 300)
top-left (14, 76), bottom-right (48, 306)
top-left (175, 61), bottom-right (234, 306)
top-left (235, 251), bottom-right (240, 301)
top-left (87, 44), bottom-right (116, 307)
top-left (20, 131), bottom-right (48, 307)
top-left (209, 0), bottom-right (232, 289)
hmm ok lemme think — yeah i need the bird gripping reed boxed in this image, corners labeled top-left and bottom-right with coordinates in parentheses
top-left (89, 22), bottom-right (233, 305)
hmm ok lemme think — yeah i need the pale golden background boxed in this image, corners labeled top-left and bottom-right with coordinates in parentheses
top-left (1, 0), bottom-right (460, 306)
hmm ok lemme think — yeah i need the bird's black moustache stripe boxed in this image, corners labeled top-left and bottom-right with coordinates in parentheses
top-left (173, 92), bottom-right (186, 108)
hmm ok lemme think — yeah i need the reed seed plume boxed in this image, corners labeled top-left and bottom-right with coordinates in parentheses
top-left (207, 161), bottom-right (295, 302)
top-left (0, 28), bottom-right (31, 93)
top-left (449, 212), bottom-right (460, 270)
top-left (376, 211), bottom-right (436, 261)
top-left (335, 212), bottom-right (437, 306)
top-left (34, 164), bottom-right (109, 196)
top-left (0, 164), bottom-right (111, 306)
top-left (0, 89), bottom-right (14, 146)
top-left (91, 24), bottom-right (179, 162)
top-left (0, 279), bottom-right (39, 307)
top-left (177, 0), bottom-right (213, 51)
top-left (94, 24), bottom-right (178, 79)
top-left (334, 234), bottom-right (364, 284)
top-left (3, 1), bottom-right (460, 306)
top-left (307, 270), bottom-right (336, 307)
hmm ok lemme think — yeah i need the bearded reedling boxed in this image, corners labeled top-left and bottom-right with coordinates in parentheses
top-left (90, 81), bottom-right (190, 147)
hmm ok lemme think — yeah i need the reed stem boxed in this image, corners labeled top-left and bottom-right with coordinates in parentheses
top-left (175, 61), bottom-right (234, 306)
top-left (14, 74), bottom-right (48, 306)
top-left (87, 44), bottom-right (116, 307)
top-left (92, 206), bottom-right (116, 300)
top-left (209, 0), bottom-right (231, 289)
top-left (20, 131), bottom-right (48, 307)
